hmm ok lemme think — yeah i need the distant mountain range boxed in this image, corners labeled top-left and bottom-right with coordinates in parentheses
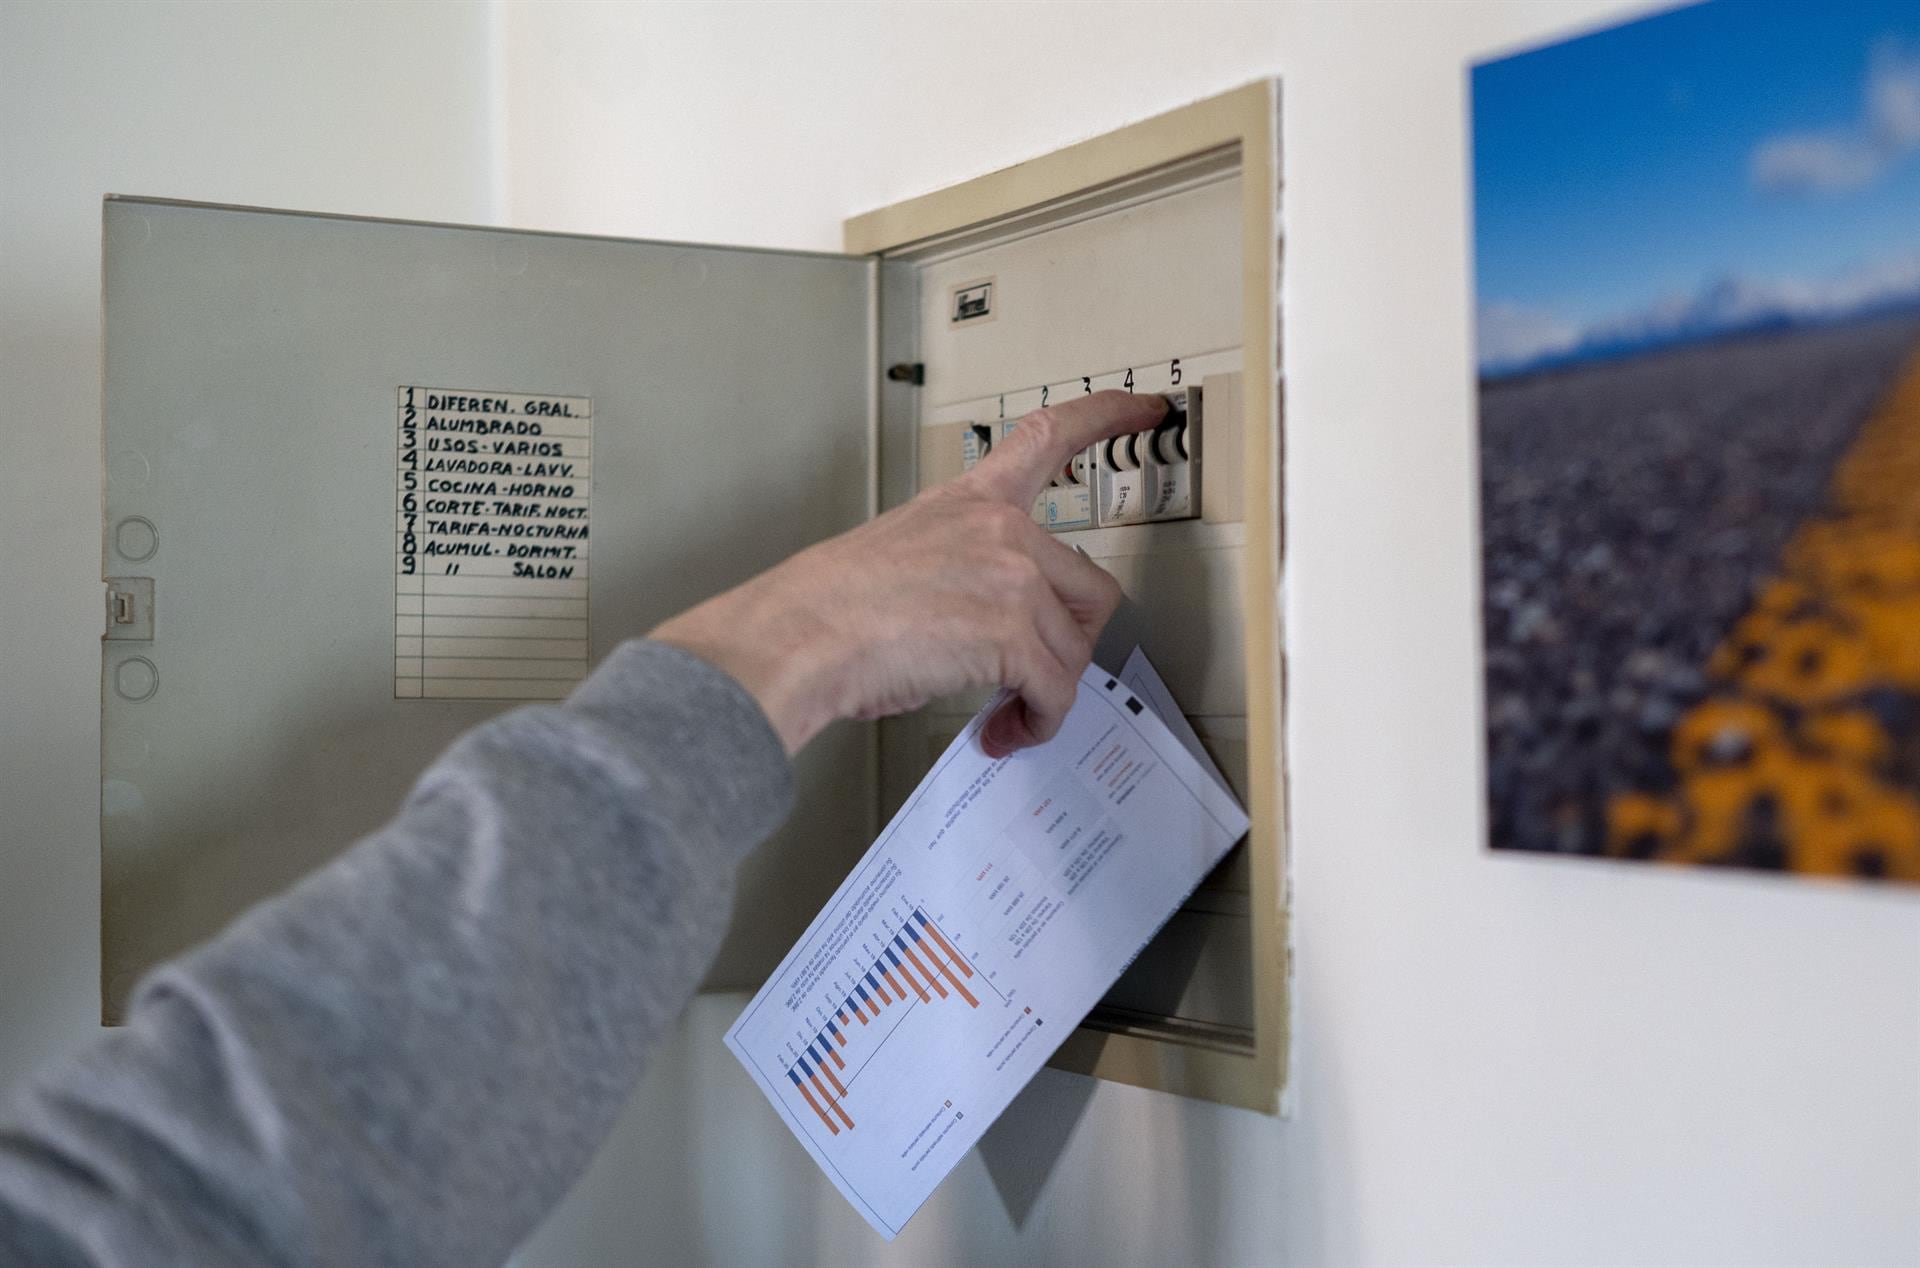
top-left (1480, 256), bottom-right (1920, 380)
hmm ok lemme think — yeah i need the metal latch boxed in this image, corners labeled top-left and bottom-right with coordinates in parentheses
top-left (104, 577), bottom-right (154, 641)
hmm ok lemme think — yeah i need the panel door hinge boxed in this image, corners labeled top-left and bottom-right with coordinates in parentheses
top-left (104, 578), bottom-right (154, 641)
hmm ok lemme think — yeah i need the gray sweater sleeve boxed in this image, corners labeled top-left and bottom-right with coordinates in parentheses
top-left (0, 640), bottom-right (794, 1268)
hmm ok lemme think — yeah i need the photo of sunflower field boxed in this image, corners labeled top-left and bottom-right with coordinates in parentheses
top-left (1472, 1), bottom-right (1920, 882)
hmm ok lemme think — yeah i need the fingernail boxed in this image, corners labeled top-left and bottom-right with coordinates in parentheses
top-left (981, 705), bottom-right (1020, 757)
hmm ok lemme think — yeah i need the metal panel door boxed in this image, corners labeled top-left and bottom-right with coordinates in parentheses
top-left (101, 198), bottom-right (875, 1019)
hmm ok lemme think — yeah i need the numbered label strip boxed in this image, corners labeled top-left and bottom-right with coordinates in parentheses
top-left (395, 386), bottom-right (592, 701)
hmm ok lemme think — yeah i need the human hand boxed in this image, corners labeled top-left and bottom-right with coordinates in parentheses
top-left (650, 390), bottom-right (1167, 757)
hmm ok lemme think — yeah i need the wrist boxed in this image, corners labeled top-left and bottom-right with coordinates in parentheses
top-left (650, 589), bottom-right (846, 755)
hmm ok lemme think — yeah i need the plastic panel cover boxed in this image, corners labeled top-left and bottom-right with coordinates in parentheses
top-left (101, 198), bottom-right (875, 1019)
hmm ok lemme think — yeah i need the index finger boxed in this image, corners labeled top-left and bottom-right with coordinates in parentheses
top-left (962, 389), bottom-right (1168, 508)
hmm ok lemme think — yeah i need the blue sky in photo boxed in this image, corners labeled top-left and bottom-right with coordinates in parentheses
top-left (1472, 0), bottom-right (1920, 374)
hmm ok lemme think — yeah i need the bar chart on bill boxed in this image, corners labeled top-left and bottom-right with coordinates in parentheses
top-left (785, 908), bottom-right (985, 1136)
top-left (726, 659), bottom-right (1249, 1239)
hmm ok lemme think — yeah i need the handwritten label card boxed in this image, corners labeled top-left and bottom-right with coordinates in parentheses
top-left (395, 386), bottom-right (592, 700)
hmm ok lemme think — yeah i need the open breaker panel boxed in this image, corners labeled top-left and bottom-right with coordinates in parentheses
top-left (100, 83), bottom-right (1285, 1110)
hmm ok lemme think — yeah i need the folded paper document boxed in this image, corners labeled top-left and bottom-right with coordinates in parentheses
top-left (725, 650), bottom-right (1249, 1238)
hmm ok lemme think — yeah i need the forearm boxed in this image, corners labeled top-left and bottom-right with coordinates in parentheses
top-left (0, 641), bottom-right (792, 1268)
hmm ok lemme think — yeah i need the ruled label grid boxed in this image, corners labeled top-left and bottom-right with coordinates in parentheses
top-left (395, 386), bottom-right (592, 701)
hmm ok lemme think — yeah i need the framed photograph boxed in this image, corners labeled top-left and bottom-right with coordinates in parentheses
top-left (1473, 1), bottom-right (1920, 882)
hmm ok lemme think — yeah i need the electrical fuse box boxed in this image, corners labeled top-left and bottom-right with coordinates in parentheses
top-left (100, 82), bottom-right (1285, 1112)
top-left (852, 83), bottom-right (1284, 1112)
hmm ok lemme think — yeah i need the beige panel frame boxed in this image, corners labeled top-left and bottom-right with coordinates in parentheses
top-left (846, 82), bottom-right (1287, 1113)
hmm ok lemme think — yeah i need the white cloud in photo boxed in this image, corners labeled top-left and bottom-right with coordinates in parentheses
top-left (1476, 302), bottom-right (1581, 375)
top-left (1480, 251), bottom-right (1920, 375)
top-left (1751, 131), bottom-right (1883, 195)
top-left (1870, 39), bottom-right (1920, 146)
top-left (1592, 253), bottom-right (1920, 341)
top-left (1752, 40), bottom-right (1920, 196)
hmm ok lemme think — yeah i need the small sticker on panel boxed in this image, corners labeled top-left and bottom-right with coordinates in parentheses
top-left (961, 424), bottom-right (994, 470)
top-left (395, 386), bottom-right (592, 701)
top-left (949, 277), bottom-right (994, 325)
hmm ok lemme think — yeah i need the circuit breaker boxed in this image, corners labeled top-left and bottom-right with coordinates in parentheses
top-left (100, 82), bottom-right (1284, 1112)
top-left (957, 388), bottom-right (1202, 529)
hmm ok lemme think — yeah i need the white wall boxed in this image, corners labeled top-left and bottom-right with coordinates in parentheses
top-left (5, 2), bottom-right (1917, 1265)
top-left (501, 3), bottom-right (1920, 1266)
top-left (0, 0), bottom-right (498, 1080)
